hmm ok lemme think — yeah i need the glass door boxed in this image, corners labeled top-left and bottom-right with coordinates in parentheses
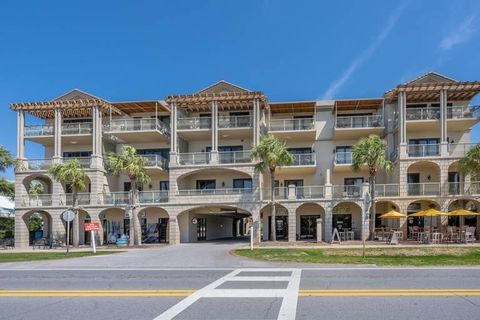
top-left (197, 218), bottom-right (207, 241)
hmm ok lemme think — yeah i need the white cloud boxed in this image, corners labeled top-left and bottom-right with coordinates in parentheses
top-left (322, 4), bottom-right (407, 99)
top-left (439, 15), bottom-right (477, 51)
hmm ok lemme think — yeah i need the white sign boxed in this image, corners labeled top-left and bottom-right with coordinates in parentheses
top-left (62, 210), bottom-right (75, 222)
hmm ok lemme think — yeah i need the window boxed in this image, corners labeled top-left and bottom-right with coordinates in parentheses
top-left (233, 179), bottom-right (252, 189)
top-left (196, 180), bottom-right (216, 190)
top-left (160, 181), bottom-right (169, 191)
top-left (344, 178), bottom-right (363, 197)
top-left (124, 182), bottom-right (143, 192)
top-left (63, 119), bottom-right (92, 124)
top-left (409, 138), bottom-right (440, 156)
top-left (335, 146), bottom-right (352, 164)
top-left (137, 148), bottom-right (170, 159)
top-left (63, 151), bottom-right (92, 158)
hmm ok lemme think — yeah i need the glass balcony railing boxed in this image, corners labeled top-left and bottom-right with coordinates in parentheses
top-left (177, 117), bottom-right (212, 130)
top-left (101, 192), bottom-right (130, 205)
top-left (64, 193), bottom-right (91, 206)
top-left (295, 186), bottom-right (325, 199)
top-left (447, 106), bottom-right (477, 119)
top-left (448, 143), bottom-right (477, 157)
top-left (20, 158), bottom-right (52, 171)
top-left (375, 184), bottom-right (400, 197)
top-left (333, 185), bottom-right (362, 198)
top-left (407, 144), bottom-right (440, 157)
top-left (25, 125), bottom-right (54, 137)
top-left (289, 153), bottom-right (315, 166)
top-left (269, 118), bottom-right (314, 131)
top-left (138, 191), bottom-right (168, 203)
top-left (178, 152), bottom-right (210, 165)
top-left (334, 152), bottom-right (352, 165)
top-left (176, 188), bottom-right (253, 196)
top-left (218, 115), bottom-right (252, 128)
top-left (448, 182), bottom-right (480, 196)
top-left (106, 118), bottom-right (170, 136)
top-left (406, 107), bottom-right (440, 120)
top-left (62, 122), bottom-right (93, 135)
top-left (21, 194), bottom-right (53, 207)
top-left (335, 115), bottom-right (384, 128)
top-left (407, 183), bottom-right (440, 196)
top-left (143, 155), bottom-right (169, 170)
top-left (218, 150), bottom-right (251, 164)
top-left (62, 157), bottom-right (91, 168)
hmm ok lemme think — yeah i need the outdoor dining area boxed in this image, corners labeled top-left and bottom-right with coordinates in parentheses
top-left (375, 208), bottom-right (478, 245)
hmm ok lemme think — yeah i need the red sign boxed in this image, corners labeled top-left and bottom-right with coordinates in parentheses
top-left (84, 222), bottom-right (100, 232)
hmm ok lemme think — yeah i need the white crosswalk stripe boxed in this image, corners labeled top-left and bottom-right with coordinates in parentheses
top-left (153, 268), bottom-right (302, 320)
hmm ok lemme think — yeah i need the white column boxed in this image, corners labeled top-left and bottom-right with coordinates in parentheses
top-left (440, 90), bottom-right (448, 156)
top-left (53, 108), bottom-right (62, 163)
top-left (252, 99), bottom-right (257, 147)
top-left (169, 103), bottom-right (178, 165)
top-left (210, 100), bottom-right (218, 164)
top-left (91, 105), bottom-right (103, 169)
top-left (398, 91), bottom-right (407, 158)
top-left (16, 111), bottom-right (25, 160)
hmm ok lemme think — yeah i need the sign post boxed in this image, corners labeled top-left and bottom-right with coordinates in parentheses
top-left (84, 222), bottom-right (100, 254)
top-left (362, 191), bottom-right (371, 258)
top-left (62, 210), bottom-right (75, 254)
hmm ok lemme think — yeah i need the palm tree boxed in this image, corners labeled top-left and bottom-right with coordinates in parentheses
top-left (251, 135), bottom-right (294, 241)
top-left (459, 144), bottom-right (480, 179)
top-left (105, 146), bottom-right (150, 246)
top-left (28, 181), bottom-right (44, 196)
top-left (49, 159), bottom-right (88, 248)
top-left (0, 179), bottom-right (14, 200)
top-left (352, 134), bottom-right (393, 240)
top-left (0, 146), bottom-right (15, 199)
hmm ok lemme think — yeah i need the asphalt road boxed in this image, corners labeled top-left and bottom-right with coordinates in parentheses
top-left (0, 241), bottom-right (479, 320)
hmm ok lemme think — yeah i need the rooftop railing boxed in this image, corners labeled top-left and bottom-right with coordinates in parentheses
top-left (407, 183), bottom-right (441, 196)
top-left (177, 117), bottom-right (212, 130)
top-left (407, 144), bottom-right (440, 157)
top-left (218, 150), bottom-right (252, 164)
top-left (269, 118), bottom-right (314, 131)
top-left (406, 107), bottom-right (440, 121)
top-left (218, 115), bottom-right (252, 128)
top-left (106, 118), bottom-right (170, 136)
top-left (25, 125), bottom-right (54, 137)
top-left (333, 185), bottom-right (362, 198)
top-left (178, 152), bottom-right (210, 165)
top-left (334, 151), bottom-right (352, 165)
top-left (375, 184), bottom-right (400, 197)
top-left (138, 191), bottom-right (168, 203)
top-left (335, 115), bottom-right (384, 129)
top-left (62, 122), bottom-right (93, 135)
top-left (143, 155), bottom-right (169, 170)
top-left (176, 188), bottom-right (253, 196)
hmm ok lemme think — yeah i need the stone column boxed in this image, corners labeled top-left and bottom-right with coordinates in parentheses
top-left (91, 105), bottom-right (103, 169)
top-left (169, 214), bottom-right (180, 244)
top-left (51, 211), bottom-right (66, 246)
top-left (72, 212), bottom-right (79, 247)
top-left (440, 90), bottom-right (449, 156)
top-left (324, 203), bottom-right (332, 242)
top-left (15, 210), bottom-right (30, 248)
top-left (252, 99), bottom-right (260, 147)
top-left (210, 100), bottom-right (219, 164)
top-left (288, 207), bottom-right (296, 242)
top-left (17, 111), bottom-right (25, 161)
top-left (398, 91), bottom-right (408, 158)
top-left (169, 103), bottom-right (178, 165)
top-left (53, 108), bottom-right (62, 163)
top-left (252, 209), bottom-right (262, 244)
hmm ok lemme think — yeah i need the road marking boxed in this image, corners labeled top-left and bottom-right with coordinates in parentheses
top-left (152, 268), bottom-right (302, 320)
top-left (0, 289), bottom-right (195, 297)
top-left (299, 289), bottom-right (480, 297)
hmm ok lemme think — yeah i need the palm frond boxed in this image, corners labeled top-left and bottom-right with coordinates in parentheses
top-left (48, 159), bottom-right (88, 193)
top-left (0, 146), bottom-right (15, 173)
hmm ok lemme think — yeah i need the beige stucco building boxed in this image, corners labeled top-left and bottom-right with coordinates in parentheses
top-left (11, 72), bottom-right (480, 247)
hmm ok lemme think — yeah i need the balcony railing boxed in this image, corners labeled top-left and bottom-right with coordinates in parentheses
top-left (407, 144), bottom-right (440, 157)
top-left (106, 118), bottom-right (170, 136)
top-left (269, 118), bottom-right (314, 131)
top-left (407, 183), bottom-right (440, 196)
top-left (448, 182), bottom-right (480, 196)
top-left (178, 152), bottom-right (210, 165)
top-left (333, 185), bottom-right (362, 198)
top-left (101, 192), bottom-right (130, 205)
top-left (177, 117), bottom-right (212, 130)
top-left (21, 194), bottom-right (53, 207)
top-left (21, 158), bottom-right (52, 171)
top-left (406, 107), bottom-right (440, 120)
top-left (375, 184), bottom-right (400, 197)
top-left (335, 115), bottom-right (384, 129)
top-left (25, 125), bottom-right (54, 137)
top-left (218, 150), bottom-right (251, 164)
top-left (138, 191), bottom-right (168, 203)
top-left (62, 122), bottom-right (93, 135)
top-left (64, 193), bottom-right (91, 206)
top-left (219, 115), bottom-right (252, 128)
top-left (176, 188), bottom-right (253, 196)
top-left (289, 153), bottom-right (315, 166)
top-left (448, 143), bottom-right (477, 157)
top-left (447, 106), bottom-right (477, 119)
top-left (62, 157), bottom-right (91, 168)
top-left (296, 186), bottom-right (324, 199)
top-left (334, 152), bottom-right (352, 165)
top-left (143, 155), bottom-right (169, 170)
top-left (263, 187), bottom-right (288, 200)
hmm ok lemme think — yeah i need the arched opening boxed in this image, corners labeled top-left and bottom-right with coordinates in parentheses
top-left (261, 203), bottom-right (289, 241)
top-left (407, 200), bottom-right (441, 238)
top-left (407, 161), bottom-right (441, 196)
top-left (375, 200), bottom-right (400, 229)
top-left (78, 210), bottom-right (91, 245)
top-left (176, 168), bottom-right (253, 194)
top-left (138, 207), bottom-right (170, 244)
top-left (296, 203), bottom-right (325, 241)
top-left (448, 199), bottom-right (480, 237)
top-left (332, 202), bottom-right (362, 240)
top-left (178, 205), bottom-right (251, 243)
top-left (22, 175), bottom-right (53, 206)
top-left (23, 210), bottom-right (52, 246)
top-left (99, 208), bottom-right (128, 245)
top-left (447, 162), bottom-right (464, 196)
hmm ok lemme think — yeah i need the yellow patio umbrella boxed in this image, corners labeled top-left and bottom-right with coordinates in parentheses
top-left (409, 208), bottom-right (446, 233)
top-left (447, 209), bottom-right (480, 216)
top-left (380, 210), bottom-right (407, 219)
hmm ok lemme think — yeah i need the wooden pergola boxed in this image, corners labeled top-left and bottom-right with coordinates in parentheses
top-left (385, 81), bottom-right (480, 103)
top-left (165, 91), bottom-right (267, 112)
top-left (268, 101), bottom-right (316, 114)
top-left (10, 99), bottom-right (122, 119)
top-left (334, 98), bottom-right (384, 113)
top-left (111, 100), bottom-right (170, 114)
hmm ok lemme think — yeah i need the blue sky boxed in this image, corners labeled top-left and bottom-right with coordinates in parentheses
top-left (1, 0), bottom-right (480, 178)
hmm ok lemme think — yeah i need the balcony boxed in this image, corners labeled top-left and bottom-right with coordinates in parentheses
top-left (448, 182), bottom-right (480, 196)
top-left (334, 115), bottom-right (384, 139)
top-left (62, 122), bottom-right (92, 135)
top-left (279, 153), bottom-right (316, 173)
top-left (105, 118), bottom-right (170, 143)
top-left (407, 183), bottom-right (440, 196)
top-left (138, 191), bottom-right (168, 204)
top-left (62, 157), bottom-right (91, 168)
top-left (218, 150), bottom-right (251, 164)
top-left (268, 118), bottom-right (315, 140)
top-left (375, 184), bottom-right (400, 197)
top-left (406, 107), bottom-right (440, 121)
top-left (407, 144), bottom-right (440, 157)
top-left (143, 155), bottom-right (169, 172)
top-left (448, 143), bottom-right (477, 157)
top-left (176, 188), bottom-right (255, 205)
top-left (333, 185), bottom-right (363, 198)
top-left (447, 105), bottom-right (479, 131)
top-left (177, 116), bottom-right (212, 140)
top-left (219, 115), bottom-right (252, 129)
top-left (100, 192), bottom-right (130, 205)
top-left (177, 152), bottom-right (211, 165)
top-left (295, 186), bottom-right (324, 199)
top-left (64, 193), bottom-right (91, 206)
top-left (333, 151), bottom-right (352, 172)
top-left (263, 188), bottom-right (288, 200)
top-left (20, 194), bottom-right (53, 207)
top-left (24, 125), bottom-right (54, 145)
top-left (18, 158), bottom-right (52, 172)
top-left (176, 188), bottom-right (253, 196)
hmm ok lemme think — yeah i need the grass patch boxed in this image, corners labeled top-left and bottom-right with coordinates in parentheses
top-left (234, 247), bottom-right (480, 266)
top-left (0, 251), bottom-right (123, 263)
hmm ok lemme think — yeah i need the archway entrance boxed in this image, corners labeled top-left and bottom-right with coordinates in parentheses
top-left (296, 203), bottom-right (325, 241)
top-left (448, 199), bottom-right (480, 237)
top-left (99, 208), bottom-right (128, 245)
top-left (407, 200), bottom-right (440, 237)
top-left (23, 211), bottom-right (52, 246)
top-left (332, 202), bottom-right (362, 240)
top-left (261, 204), bottom-right (289, 241)
top-left (178, 206), bottom-right (251, 243)
top-left (139, 207), bottom-right (170, 244)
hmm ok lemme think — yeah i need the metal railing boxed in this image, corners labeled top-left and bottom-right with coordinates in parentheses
top-left (334, 152), bottom-right (352, 164)
top-left (406, 107), bottom-right (440, 120)
top-left (64, 193), bottom-right (91, 206)
top-left (448, 143), bottom-right (477, 157)
top-left (289, 153), bottom-right (315, 166)
top-left (177, 117), bottom-right (212, 130)
top-left (407, 144), bottom-right (440, 157)
top-left (218, 150), bottom-right (251, 164)
top-left (333, 185), bottom-right (362, 198)
top-left (62, 122), bottom-right (93, 135)
top-left (263, 187), bottom-right (288, 200)
top-left (106, 118), bottom-right (170, 136)
top-left (21, 194), bottom-right (53, 207)
top-left (101, 192), bottom-right (130, 205)
top-left (269, 118), bottom-right (314, 131)
top-left (335, 115), bottom-right (384, 128)
top-left (178, 152), bottom-right (210, 165)
top-left (218, 115), bottom-right (252, 128)
top-left (407, 183), bottom-right (441, 196)
top-left (143, 155), bottom-right (169, 170)
top-left (62, 157), bottom-right (91, 168)
top-left (25, 125), bottom-right (54, 137)
top-left (448, 182), bottom-right (480, 196)
top-left (375, 184), bottom-right (400, 197)
top-left (447, 106), bottom-right (476, 119)
top-left (138, 191), bottom-right (168, 203)
top-left (296, 186), bottom-right (325, 199)
top-left (22, 158), bottom-right (52, 171)
top-left (176, 188), bottom-right (253, 196)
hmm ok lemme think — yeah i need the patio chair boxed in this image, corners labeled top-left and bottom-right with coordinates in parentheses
top-left (409, 226), bottom-right (419, 241)
top-left (465, 227), bottom-right (476, 244)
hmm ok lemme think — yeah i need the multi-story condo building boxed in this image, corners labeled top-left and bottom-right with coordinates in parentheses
top-left (11, 72), bottom-right (480, 248)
